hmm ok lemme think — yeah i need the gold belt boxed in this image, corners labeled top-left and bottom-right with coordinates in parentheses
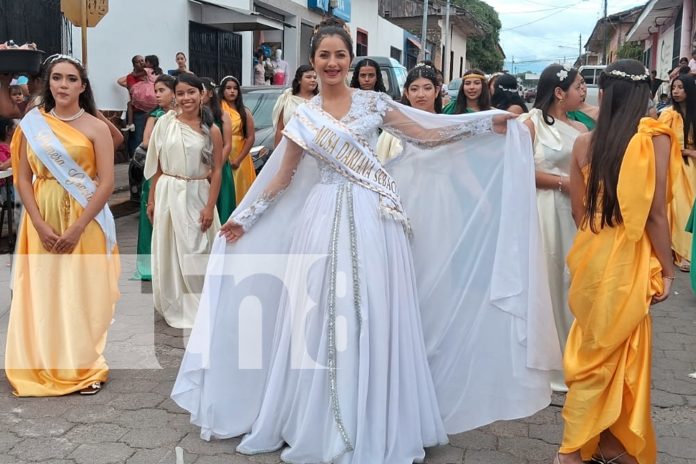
top-left (162, 171), bottom-right (210, 182)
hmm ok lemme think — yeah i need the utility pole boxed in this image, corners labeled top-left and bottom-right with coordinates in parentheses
top-left (602, 0), bottom-right (608, 64)
top-left (443, 0), bottom-right (451, 80)
top-left (420, 0), bottom-right (430, 62)
top-left (579, 33), bottom-right (582, 64)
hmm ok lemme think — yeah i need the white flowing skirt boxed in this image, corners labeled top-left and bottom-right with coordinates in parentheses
top-left (172, 179), bottom-right (447, 464)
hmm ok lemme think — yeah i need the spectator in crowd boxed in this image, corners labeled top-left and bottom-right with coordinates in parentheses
top-left (169, 52), bottom-right (191, 77)
top-left (650, 69), bottom-right (664, 99)
top-left (117, 55), bottom-right (157, 156)
top-left (253, 49), bottom-right (269, 86)
top-left (9, 85), bottom-right (24, 106)
top-left (145, 55), bottom-right (163, 77)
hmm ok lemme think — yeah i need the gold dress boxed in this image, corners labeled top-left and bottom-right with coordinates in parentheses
top-left (222, 101), bottom-right (256, 204)
top-left (6, 113), bottom-right (120, 397)
top-left (657, 108), bottom-right (694, 264)
top-left (560, 118), bottom-right (682, 462)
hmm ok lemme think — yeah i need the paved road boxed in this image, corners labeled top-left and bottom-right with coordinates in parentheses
top-left (0, 211), bottom-right (694, 463)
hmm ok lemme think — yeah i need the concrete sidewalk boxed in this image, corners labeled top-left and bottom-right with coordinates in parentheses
top-left (0, 211), bottom-right (694, 463)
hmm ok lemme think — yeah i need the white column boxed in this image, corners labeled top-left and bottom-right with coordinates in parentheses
top-left (681, 0), bottom-right (693, 58)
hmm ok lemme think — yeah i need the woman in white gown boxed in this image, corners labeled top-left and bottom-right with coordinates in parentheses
top-left (519, 64), bottom-right (587, 391)
top-left (145, 73), bottom-right (224, 328)
top-left (172, 19), bottom-right (561, 463)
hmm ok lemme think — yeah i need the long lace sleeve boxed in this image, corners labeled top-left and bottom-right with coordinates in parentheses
top-left (230, 138), bottom-right (303, 231)
top-left (377, 93), bottom-right (497, 148)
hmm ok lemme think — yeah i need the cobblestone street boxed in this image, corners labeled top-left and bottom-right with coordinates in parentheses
top-left (0, 210), bottom-right (695, 464)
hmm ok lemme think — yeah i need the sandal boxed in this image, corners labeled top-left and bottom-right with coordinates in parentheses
top-left (590, 449), bottom-right (627, 463)
top-left (79, 381), bottom-right (102, 395)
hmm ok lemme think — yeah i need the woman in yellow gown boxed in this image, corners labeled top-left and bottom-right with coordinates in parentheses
top-left (218, 76), bottom-right (256, 205)
top-left (6, 56), bottom-right (120, 397)
top-left (657, 74), bottom-right (696, 270)
top-left (556, 60), bottom-right (678, 464)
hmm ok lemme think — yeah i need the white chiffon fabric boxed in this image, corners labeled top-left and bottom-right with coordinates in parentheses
top-left (518, 109), bottom-right (580, 364)
top-left (145, 111), bottom-right (221, 329)
top-left (172, 91), bottom-right (561, 463)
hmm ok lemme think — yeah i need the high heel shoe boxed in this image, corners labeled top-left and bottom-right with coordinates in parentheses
top-left (590, 448), bottom-right (627, 463)
top-left (553, 453), bottom-right (561, 464)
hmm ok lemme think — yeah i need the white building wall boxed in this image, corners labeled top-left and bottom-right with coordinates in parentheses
top-left (348, 0), bottom-right (404, 60)
top-left (449, 30), bottom-right (467, 78)
top-left (72, 0), bottom-right (189, 111)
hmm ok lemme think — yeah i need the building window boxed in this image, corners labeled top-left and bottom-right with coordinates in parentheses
top-left (390, 46), bottom-right (402, 62)
top-left (643, 47), bottom-right (651, 68)
top-left (357, 29), bottom-right (368, 57)
top-left (459, 57), bottom-right (463, 77)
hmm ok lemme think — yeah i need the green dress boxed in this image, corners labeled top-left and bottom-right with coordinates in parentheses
top-left (133, 108), bottom-right (166, 281)
top-left (687, 204), bottom-right (696, 293)
top-left (567, 110), bottom-right (596, 131)
top-left (442, 101), bottom-right (474, 115)
top-left (214, 119), bottom-right (236, 223)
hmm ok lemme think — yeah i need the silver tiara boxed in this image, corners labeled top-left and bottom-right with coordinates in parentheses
top-left (606, 69), bottom-right (649, 82)
top-left (43, 53), bottom-right (82, 66)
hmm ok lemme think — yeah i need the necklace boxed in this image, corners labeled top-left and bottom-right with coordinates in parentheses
top-left (50, 108), bottom-right (85, 122)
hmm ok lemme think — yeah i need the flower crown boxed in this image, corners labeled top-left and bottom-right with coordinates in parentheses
top-left (556, 65), bottom-right (572, 82)
top-left (605, 69), bottom-right (649, 82)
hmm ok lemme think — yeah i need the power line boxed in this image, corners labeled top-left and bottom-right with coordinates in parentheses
top-left (501, 1), bottom-right (586, 31)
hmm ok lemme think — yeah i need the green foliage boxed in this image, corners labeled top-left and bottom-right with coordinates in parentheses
top-left (616, 41), bottom-right (643, 61)
top-left (452, 0), bottom-right (504, 73)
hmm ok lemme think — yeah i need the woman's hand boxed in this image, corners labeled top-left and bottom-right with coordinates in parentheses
top-left (35, 221), bottom-right (61, 252)
top-left (652, 276), bottom-right (673, 304)
top-left (52, 223), bottom-right (84, 254)
top-left (682, 149), bottom-right (696, 159)
top-left (220, 221), bottom-right (244, 242)
top-left (199, 206), bottom-right (214, 232)
top-left (492, 113), bottom-right (517, 134)
top-left (146, 202), bottom-right (155, 224)
top-left (231, 160), bottom-right (240, 170)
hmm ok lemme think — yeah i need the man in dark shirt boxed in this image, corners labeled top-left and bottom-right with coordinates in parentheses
top-left (650, 70), bottom-right (663, 99)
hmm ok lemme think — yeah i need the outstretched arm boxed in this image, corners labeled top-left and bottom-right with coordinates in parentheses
top-left (220, 138), bottom-right (303, 241)
top-left (381, 97), bottom-right (510, 147)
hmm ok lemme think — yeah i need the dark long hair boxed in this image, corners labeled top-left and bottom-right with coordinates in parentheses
top-left (670, 74), bottom-right (696, 149)
top-left (145, 55), bottom-right (163, 76)
top-left (350, 58), bottom-right (387, 93)
top-left (175, 73), bottom-right (214, 166)
top-left (534, 64), bottom-right (579, 125)
top-left (454, 69), bottom-right (490, 114)
top-left (155, 73), bottom-right (176, 90)
top-left (491, 73), bottom-right (528, 112)
top-left (400, 64), bottom-right (442, 113)
top-left (310, 18), bottom-right (354, 62)
top-left (218, 75), bottom-right (248, 138)
top-left (584, 59), bottom-right (651, 232)
top-left (200, 76), bottom-right (223, 125)
top-left (292, 65), bottom-right (318, 96)
top-left (0, 117), bottom-right (14, 142)
top-left (41, 56), bottom-right (97, 116)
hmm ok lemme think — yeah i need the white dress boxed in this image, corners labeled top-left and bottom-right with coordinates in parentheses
top-left (172, 91), bottom-right (561, 463)
top-left (145, 111), bottom-right (221, 329)
top-left (519, 109), bottom-right (581, 370)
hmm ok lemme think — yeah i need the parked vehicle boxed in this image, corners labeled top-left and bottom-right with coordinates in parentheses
top-left (347, 56), bottom-right (408, 100)
top-left (524, 88), bottom-right (536, 103)
top-left (578, 65), bottom-right (606, 107)
top-left (242, 85), bottom-right (286, 173)
top-left (447, 78), bottom-right (462, 103)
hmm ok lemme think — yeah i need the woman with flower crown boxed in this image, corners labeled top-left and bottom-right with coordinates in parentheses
top-left (519, 64), bottom-right (587, 392)
top-left (172, 18), bottom-right (561, 463)
top-left (555, 59), bottom-right (677, 464)
top-left (6, 55), bottom-right (119, 396)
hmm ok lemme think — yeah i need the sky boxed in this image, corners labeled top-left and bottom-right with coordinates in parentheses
top-left (483, 0), bottom-right (647, 73)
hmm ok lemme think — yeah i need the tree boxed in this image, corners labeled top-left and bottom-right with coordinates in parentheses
top-left (452, 0), bottom-right (504, 73)
top-left (616, 41), bottom-right (643, 61)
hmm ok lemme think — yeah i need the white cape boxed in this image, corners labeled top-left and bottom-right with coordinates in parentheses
top-left (171, 100), bottom-right (561, 447)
